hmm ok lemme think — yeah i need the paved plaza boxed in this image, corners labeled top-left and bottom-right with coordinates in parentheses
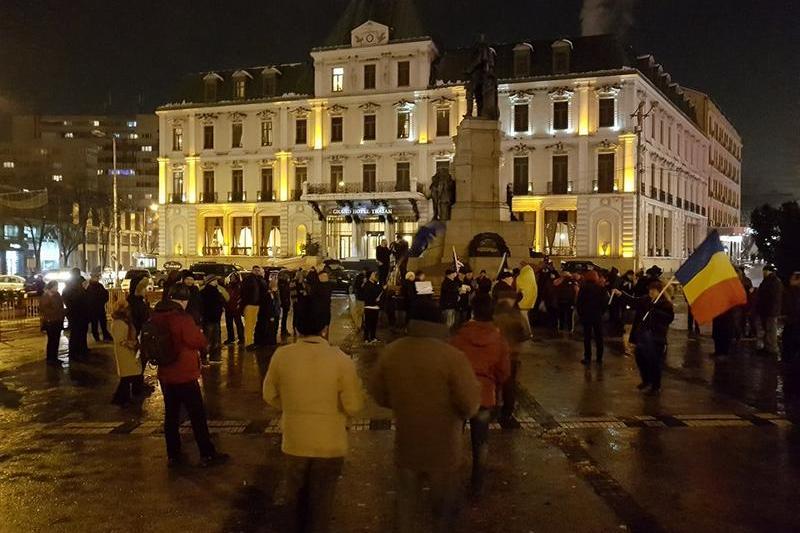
top-left (0, 297), bottom-right (799, 533)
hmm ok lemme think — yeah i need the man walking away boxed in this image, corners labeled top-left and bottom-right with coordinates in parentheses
top-left (87, 270), bottom-right (112, 342)
top-left (494, 300), bottom-right (528, 426)
top-left (263, 297), bottom-right (363, 533)
top-left (150, 285), bottom-right (228, 468)
top-left (782, 272), bottom-right (800, 363)
top-left (40, 280), bottom-right (65, 365)
top-left (613, 281), bottom-right (674, 393)
top-left (62, 267), bottom-right (89, 360)
top-left (278, 271), bottom-right (292, 339)
top-left (439, 268), bottom-right (460, 330)
top-left (370, 299), bottom-right (480, 532)
top-left (241, 266), bottom-right (264, 346)
top-left (377, 238), bottom-right (392, 285)
top-left (224, 272), bottom-right (245, 345)
top-left (362, 271), bottom-right (382, 343)
top-left (449, 294), bottom-right (511, 494)
top-left (200, 274), bottom-right (228, 362)
top-left (576, 270), bottom-right (608, 365)
top-left (756, 264), bottom-right (783, 355)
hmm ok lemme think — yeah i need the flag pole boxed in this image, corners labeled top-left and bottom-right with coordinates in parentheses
top-left (642, 275), bottom-right (676, 322)
top-left (495, 252), bottom-right (507, 279)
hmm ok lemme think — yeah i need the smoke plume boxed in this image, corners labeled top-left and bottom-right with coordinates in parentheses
top-left (580, 0), bottom-right (637, 36)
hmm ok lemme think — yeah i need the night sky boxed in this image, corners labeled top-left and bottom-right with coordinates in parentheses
top-left (0, 0), bottom-right (797, 212)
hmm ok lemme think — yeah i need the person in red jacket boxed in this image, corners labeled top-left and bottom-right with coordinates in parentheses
top-left (150, 284), bottom-right (228, 468)
top-left (449, 293), bottom-right (511, 495)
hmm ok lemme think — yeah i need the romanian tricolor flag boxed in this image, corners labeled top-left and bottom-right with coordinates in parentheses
top-left (675, 230), bottom-right (747, 324)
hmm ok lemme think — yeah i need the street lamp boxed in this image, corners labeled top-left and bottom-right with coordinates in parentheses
top-left (91, 129), bottom-right (120, 287)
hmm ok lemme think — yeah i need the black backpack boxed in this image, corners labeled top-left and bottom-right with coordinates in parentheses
top-left (140, 318), bottom-right (177, 367)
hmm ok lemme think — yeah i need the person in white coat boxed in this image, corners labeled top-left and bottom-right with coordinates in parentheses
top-left (110, 298), bottom-right (143, 406)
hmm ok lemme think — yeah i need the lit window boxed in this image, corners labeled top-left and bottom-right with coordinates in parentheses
top-left (127, 120), bottom-right (137, 128)
top-left (63, 120), bottom-right (71, 126)
top-left (234, 78), bottom-right (246, 99)
top-left (332, 67), bottom-right (344, 92)
top-left (141, 145), bottom-right (153, 152)
top-left (172, 127), bottom-right (183, 151)
top-left (397, 110), bottom-right (410, 139)
top-left (260, 121), bottom-right (273, 147)
top-left (92, 120), bottom-right (100, 127)
top-left (40, 148), bottom-right (48, 156)
top-left (2, 161), bottom-right (13, 168)
top-left (97, 169), bottom-right (104, 175)
top-left (52, 174), bottom-right (63, 182)
top-left (231, 123), bottom-right (243, 148)
top-left (64, 132), bottom-right (74, 138)
top-left (129, 133), bottom-right (138, 139)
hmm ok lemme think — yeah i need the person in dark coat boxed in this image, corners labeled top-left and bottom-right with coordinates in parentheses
top-left (252, 272), bottom-right (275, 348)
top-left (200, 275), bottom-right (228, 360)
top-left (223, 272), bottom-right (244, 345)
top-left (362, 271), bottom-right (383, 343)
top-left (278, 271), bottom-right (292, 339)
top-left (576, 270), bottom-right (608, 364)
top-left (756, 265), bottom-right (783, 355)
top-left (389, 234), bottom-right (410, 279)
top-left (315, 272), bottom-right (333, 329)
top-left (439, 269), bottom-right (460, 330)
top-left (553, 272), bottom-right (578, 333)
top-left (492, 271), bottom-right (517, 306)
top-left (180, 272), bottom-right (203, 325)
top-left (62, 268), bottom-right (89, 360)
top-left (86, 270), bottom-right (112, 342)
top-left (376, 239), bottom-right (392, 285)
top-left (397, 271), bottom-right (417, 327)
top-left (613, 280), bottom-right (675, 393)
top-left (782, 272), bottom-right (800, 362)
top-left (476, 270), bottom-right (492, 294)
top-left (40, 280), bottom-right (66, 365)
top-left (712, 308), bottom-right (736, 356)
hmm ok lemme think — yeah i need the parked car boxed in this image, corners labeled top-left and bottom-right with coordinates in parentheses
top-left (560, 260), bottom-right (600, 273)
top-left (0, 274), bottom-right (25, 292)
top-left (121, 268), bottom-right (152, 292)
top-left (189, 262), bottom-right (244, 286)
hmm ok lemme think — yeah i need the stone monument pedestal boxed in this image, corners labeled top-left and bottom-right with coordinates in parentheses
top-left (409, 118), bottom-right (532, 275)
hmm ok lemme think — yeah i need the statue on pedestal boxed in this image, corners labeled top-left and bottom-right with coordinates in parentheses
top-left (430, 167), bottom-right (456, 221)
top-left (465, 35), bottom-right (498, 120)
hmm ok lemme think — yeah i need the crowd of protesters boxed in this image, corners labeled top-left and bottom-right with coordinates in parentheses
top-left (33, 249), bottom-right (800, 532)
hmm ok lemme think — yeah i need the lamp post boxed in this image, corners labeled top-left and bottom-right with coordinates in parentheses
top-left (92, 129), bottom-right (120, 287)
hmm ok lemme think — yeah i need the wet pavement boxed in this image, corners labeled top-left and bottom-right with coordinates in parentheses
top-left (1, 296), bottom-right (799, 532)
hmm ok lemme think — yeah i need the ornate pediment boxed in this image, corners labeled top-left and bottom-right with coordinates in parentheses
top-left (508, 90), bottom-right (535, 103)
top-left (595, 84), bottom-right (621, 97)
top-left (391, 152), bottom-right (415, 161)
top-left (358, 102), bottom-right (381, 113)
top-left (545, 141), bottom-right (567, 153)
top-left (548, 87), bottom-right (574, 100)
top-left (228, 111), bottom-right (247, 122)
top-left (230, 160), bottom-right (244, 168)
top-left (170, 162), bottom-right (184, 170)
top-left (393, 98), bottom-right (415, 110)
top-left (596, 139), bottom-right (618, 151)
top-left (508, 142), bottom-right (534, 154)
top-left (430, 96), bottom-right (454, 108)
top-left (431, 150), bottom-right (453, 160)
top-left (327, 104), bottom-right (348, 115)
top-left (327, 154), bottom-right (348, 162)
top-left (357, 153), bottom-right (379, 162)
top-left (259, 158), bottom-right (276, 166)
top-left (293, 157), bottom-right (309, 166)
top-left (256, 109), bottom-right (275, 119)
top-left (196, 113), bottom-right (218, 124)
top-left (201, 162), bottom-right (218, 169)
top-left (351, 20), bottom-right (390, 48)
top-left (290, 106), bottom-right (311, 118)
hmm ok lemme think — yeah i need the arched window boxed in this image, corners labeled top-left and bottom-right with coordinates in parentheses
top-left (596, 220), bottom-right (612, 256)
top-left (295, 224), bottom-right (308, 256)
top-left (267, 227), bottom-right (281, 257)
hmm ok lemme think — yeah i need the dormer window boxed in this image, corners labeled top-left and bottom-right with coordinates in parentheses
top-left (232, 71), bottom-right (252, 100)
top-left (203, 73), bottom-right (222, 102)
top-left (551, 40), bottom-right (573, 74)
top-left (513, 43), bottom-right (533, 78)
top-left (261, 67), bottom-right (281, 98)
top-left (332, 67), bottom-right (344, 92)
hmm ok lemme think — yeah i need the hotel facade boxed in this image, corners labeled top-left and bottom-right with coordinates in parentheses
top-left (156, 20), bottom-right (720, 271)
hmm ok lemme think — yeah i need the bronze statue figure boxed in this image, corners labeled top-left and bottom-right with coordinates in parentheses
top-left (465, 35), bottom-right (498, 120)
top-left (429, 167), bottom-right (456, 221)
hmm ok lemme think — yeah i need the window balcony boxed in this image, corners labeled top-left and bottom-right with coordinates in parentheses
top-left (513, 182), bottom-right (530, 196)
top-left (650, 186), bottom-right (657, 198)
top-left (169, 193), bottom-right (185, 204)
top-left (676, 197), bottom-right (683, 208)
top-left (547, 180), bottom-right (573, 194)
top-left (258, 245), bottom-right (281, 257)
top-left (203, 246), bottom-right (222, 256)
top-left (257, 190), bottom-right (277, 202)
top-left (659, 190), bottom-right (666, 202)
top-left (199, 192), bottom-right (218, 203)
top-left (648, 248), bottom-right (654, 257)
top-left (228, 191), bottom-right (247, 203)
top-left (701, 207), bottom-right (706, 216)
top-left (230, 246), bottom-right (252, 256)
top-left (667, 193), bottom-right (673, 205)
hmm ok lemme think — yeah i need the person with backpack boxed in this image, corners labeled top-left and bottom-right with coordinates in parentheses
top-left (146, 284), bottom-right (228, 468)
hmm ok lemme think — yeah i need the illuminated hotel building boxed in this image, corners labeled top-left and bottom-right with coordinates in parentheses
top-left (156, 19), bottom-right (717, 271)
